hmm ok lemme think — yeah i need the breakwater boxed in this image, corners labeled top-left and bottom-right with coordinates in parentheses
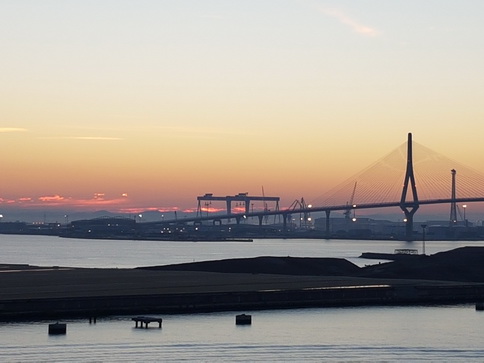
top-left (3, 246), bottom-right (484, 320)
top-left (1, 269), bottom-right (484, 320)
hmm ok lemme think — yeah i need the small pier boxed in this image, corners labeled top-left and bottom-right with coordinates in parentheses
top-left (132, 316), bottom-right (162, 328)
top-left (235, 314), bottom-right (252, 325)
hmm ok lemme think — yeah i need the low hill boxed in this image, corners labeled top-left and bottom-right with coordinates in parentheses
top-left (140, 247), bottom-right (484, 283)
top-left (140, 256), bottom-right (361, 276)
top-left (358, 246), bottom-right (484, 282)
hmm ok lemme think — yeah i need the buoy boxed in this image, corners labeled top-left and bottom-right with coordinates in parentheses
top-left (235, 314), bottom-right (252, 325)
top-left (476, 302), bottom-right (484, 311)
top-left (48, 322), bottom-right (67, 335)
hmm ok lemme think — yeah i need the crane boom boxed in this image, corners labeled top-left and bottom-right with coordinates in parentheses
top-left (344, 182), bottom-right (357, 220)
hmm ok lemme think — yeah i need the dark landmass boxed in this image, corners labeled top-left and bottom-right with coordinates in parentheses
top-left (1, 247), bottom-right (484, 320)
top-left (358, 247), bottom-right (484, 282)
top-left (140, 247), bottom-right (484, 283)
top-left (140, 256), bottom-right (361, 276)
top-left (359, 251), bottom-right (421, 260)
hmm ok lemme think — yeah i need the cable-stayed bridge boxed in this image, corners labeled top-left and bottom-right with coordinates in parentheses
top-left (311, 134), bottom-right (484, 209)
top-left (158, 133), bottom-right (484, 240)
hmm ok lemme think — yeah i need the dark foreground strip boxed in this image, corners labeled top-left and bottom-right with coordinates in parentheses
top-left (1, 283), bottom-right (484, 321)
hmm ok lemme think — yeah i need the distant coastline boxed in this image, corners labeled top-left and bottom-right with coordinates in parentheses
top-left (1, 217), bottom-right (484, 242)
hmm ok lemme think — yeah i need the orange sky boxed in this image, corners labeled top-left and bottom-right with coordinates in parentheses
top-left (1, 1), bottom-right (484, 218)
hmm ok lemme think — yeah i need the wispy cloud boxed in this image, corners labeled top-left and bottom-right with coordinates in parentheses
top-left (0, 194), bottom-right (131, 208)
top-left (38, 195), bottom-right (68, 203)
top-left (38, 136), bottom-right (124, 141)
top-left (69, 136), bottom-right (124, 141)
top-left (319, 7), bottom-right (379, 37)
top-left (0, 194), bottom-right (188, 216)
top-left (0, 127), bottom-right (28, 133)
top-left (198, 206), bottom-right (225, 213)
top-left (120, 206), bottom-right (180, 214)
top-left (59, 125), bottom-right (250, 139)
top-left (156, 126), bottom-right (251, 139)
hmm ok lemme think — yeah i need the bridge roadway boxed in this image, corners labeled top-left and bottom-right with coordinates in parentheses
top-left (151, 197), bottom-right (484, 226)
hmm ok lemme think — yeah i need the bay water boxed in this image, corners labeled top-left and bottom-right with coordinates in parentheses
top-left (1, 234), bottom-right (483, 362)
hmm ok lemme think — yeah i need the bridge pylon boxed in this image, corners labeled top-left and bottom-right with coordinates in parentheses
top-left (399, 133), bottom-right (420, 241)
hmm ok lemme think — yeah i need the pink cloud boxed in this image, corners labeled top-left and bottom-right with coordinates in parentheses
top-left (0, 194), bottom-right (133, 209)
top-left (38, 195), bottom-right (66, 202)
top-left (0, 194), bottom-right (189, 215)
top-left (119, 206), bottom-right (180, 214)
top-left (320, 7), bottom-right (379, 37)
top-left (198, 206), bottom-right (225, 213)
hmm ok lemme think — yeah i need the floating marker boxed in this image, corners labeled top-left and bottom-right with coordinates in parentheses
top-left (48, 322), bottom-right (67, 335)
top-left (235, 314), bottom-right (252, 325)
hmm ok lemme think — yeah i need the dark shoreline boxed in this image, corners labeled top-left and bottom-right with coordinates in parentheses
top-left (3, 281), bottom-right (484, 322)
top-left (1, 247), bottom-right (484, 320)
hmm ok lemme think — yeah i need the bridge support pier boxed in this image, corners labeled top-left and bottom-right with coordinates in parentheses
top-left (325, 210), bottom-right (331, 238)
top-left (282, 213), bottom-right (288, 233)
top-left (402, 211), bottom-right (417, 242)
top-left (226, 201), bottom-right (231, 215)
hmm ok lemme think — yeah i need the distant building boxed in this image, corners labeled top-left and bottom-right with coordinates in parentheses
top-left (314, 217), bottom-right (407, 239)
top-left (66, 217), bottom-right (136, 238)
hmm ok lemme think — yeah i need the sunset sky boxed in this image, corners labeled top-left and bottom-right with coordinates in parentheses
top-left (1, 1), bottom-right (484, 219)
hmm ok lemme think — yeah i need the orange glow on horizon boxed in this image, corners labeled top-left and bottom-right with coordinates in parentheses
top-left (198, 207), bottom-right (225, 213)
top-left (0, 194), bottom-right (133, 209)
top-left (119, 206), bottom-right (180, 214)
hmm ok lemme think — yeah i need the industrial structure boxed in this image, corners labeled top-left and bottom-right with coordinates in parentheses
top-left (160, 133), bottom-right (484, 241)
top-left (196, 192), bottom-right (280, 217)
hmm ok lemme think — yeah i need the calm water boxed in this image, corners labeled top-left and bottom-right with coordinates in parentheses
top-left (1, 235), bottom-right (484, 362)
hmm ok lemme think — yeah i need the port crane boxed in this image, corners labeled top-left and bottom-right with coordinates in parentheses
top-left (344, 182), bottom-right (357, 220)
